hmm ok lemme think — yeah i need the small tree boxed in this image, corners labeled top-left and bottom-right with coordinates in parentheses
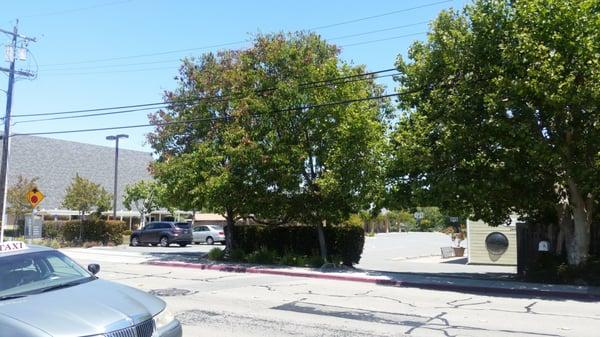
top-left (7, 175), bottom-right (39, 233)
top-left (62, 174), bottom-right (111, 220)
top-left (123, 180), bottom-right (162, 228)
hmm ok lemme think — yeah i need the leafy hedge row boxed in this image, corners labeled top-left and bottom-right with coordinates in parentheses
top-left (233, 224), bottom-right (365, 266)
top-left (43, 220), bottom-right (127, 245)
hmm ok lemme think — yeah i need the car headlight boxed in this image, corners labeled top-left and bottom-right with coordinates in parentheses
top-left (153, 307), bottom-right (175, 329)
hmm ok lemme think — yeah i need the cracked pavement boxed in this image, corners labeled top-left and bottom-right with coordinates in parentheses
top-left (64, 249), bottom-right (600, 337)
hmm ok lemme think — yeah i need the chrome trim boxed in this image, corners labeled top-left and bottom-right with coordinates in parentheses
top-left (104, 319), bottom-right (155, 337)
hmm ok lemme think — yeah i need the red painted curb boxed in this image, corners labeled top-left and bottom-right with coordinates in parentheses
top-left (145, 260), bottom-right (600, 301)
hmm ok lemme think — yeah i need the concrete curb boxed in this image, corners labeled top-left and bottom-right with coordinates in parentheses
top-left (146, 260), bottom-right (600, 301)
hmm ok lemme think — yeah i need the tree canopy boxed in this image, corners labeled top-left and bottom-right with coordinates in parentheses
top-left (123, 180), bottom-right (163, 227)
top-left (390, 0), bottom-right (600, 265)
top-left (62, 174), bottom-right (111, 218)
top-left (7, 175), bottom-right (39, 225)
top-left (149, 32), bottom-right (389, 254)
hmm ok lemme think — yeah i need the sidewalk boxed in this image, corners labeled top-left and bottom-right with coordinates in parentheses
top-left (146, 259), bottom-right (600, 301)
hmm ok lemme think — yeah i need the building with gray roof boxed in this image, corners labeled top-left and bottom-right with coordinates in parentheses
top-left (4, 136), bottom-right (153, 218)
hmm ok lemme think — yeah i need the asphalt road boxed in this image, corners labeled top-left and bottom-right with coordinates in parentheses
top-left (64, 250), bottom-right (600, 337)
top-left (357, 232), bottom-right (516, 275)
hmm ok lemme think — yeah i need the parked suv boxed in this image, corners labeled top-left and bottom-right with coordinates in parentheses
top-left (130, 222), bottom-right (193, 247)
top-left (192, 225), bottom-right (225, 245)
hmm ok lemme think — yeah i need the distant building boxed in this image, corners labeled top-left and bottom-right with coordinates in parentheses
top-left (3, 136), bottom-right (155, 227)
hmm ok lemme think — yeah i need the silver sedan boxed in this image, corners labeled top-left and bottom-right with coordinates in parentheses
top-left (0, 242), bottom-right (182, 337)
top-left (192, 225), bottom-right (225, 245)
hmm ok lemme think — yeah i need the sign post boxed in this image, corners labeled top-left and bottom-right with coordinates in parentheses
top-left (25, 188), bottom-right (44, 244)
top-left (414, 211), bottom-right (424, 230)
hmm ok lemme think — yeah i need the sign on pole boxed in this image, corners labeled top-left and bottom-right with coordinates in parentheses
top-left (449, 216), bottom-right (459, 223)
top-left (26, 188), bottom-right (44, 208)
top-left (413, 212), bottom-right (424, 220)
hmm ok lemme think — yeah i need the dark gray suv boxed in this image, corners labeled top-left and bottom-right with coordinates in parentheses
top-left (130, 222), bottom-right (193, 247)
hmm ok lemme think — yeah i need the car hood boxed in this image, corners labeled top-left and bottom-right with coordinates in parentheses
top-left (0, 279), bottom-right (165, 336)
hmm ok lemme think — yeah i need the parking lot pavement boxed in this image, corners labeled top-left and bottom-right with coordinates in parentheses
top-left (356, 232), bottom-right (516, 276)
top-left (61, 243), bottom-right (223, 264)
top-left (71, 258), bottom-right (600, 337)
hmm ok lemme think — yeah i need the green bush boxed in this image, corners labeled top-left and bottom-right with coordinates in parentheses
top-left (525, 254), bottom-right (600, 286)
top-left (307, 255), bottom-right (325, 268)
top-left (246, 247), bottom-right (277, 264)
top-left (207, 248), bottom-right (225, 261)
top-left (227, 248), bottom-right (246, 262)
top-left (42, 221), bottom-right (64, 239)
top-left (233, 223), bottom-right (364, 266)
top-left (61, 219), bottom-right (127, 245)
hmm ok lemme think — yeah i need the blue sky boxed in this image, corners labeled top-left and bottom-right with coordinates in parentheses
top-left (1, 0), bottom-right (469, 152)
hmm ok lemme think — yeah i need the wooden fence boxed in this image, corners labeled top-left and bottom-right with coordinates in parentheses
top-left (517, 222), bottom-right (600, 275)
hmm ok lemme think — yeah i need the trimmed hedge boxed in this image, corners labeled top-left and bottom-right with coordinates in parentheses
top-left (233, 224), bottom-right (364, 266)
top-left (61, 219), bottom-right (127, 245)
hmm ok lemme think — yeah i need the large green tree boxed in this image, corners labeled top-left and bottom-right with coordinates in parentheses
top-left (390, 0), bottom-right (600, 265)
top-left (62, 174), bottom-right (112, 220)
top-left (149, 32), bottom-right (389, 256)
top-left (123, 180), bottom-right (163, 228)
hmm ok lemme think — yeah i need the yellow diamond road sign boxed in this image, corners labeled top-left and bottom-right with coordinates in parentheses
top-left (26, 188), bottom-right (44, 208)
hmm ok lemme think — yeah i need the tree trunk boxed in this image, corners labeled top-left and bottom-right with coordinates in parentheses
top-left (316, 220), bottom-right (328, 262)
top-left (224, 208), bottom-right (236, 255)
top-left (556, 178), bottom-right (592, 266)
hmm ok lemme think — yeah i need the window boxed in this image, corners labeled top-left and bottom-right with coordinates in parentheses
top-left (175, 223), bottom-right (191, 229)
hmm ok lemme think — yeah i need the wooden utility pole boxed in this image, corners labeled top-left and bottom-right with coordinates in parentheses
top-left (0, 20), bottom-right (36, 243)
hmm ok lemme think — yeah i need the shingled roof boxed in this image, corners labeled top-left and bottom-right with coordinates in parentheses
top-left (2, 136), bottom-right (153, 211)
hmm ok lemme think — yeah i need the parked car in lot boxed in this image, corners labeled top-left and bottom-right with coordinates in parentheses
top-left (192, 224), bottom-right (225, 245)
top-left (130, 221), bottom-right (193, 247)
top-left (0, 241), bottom-right (182, 337)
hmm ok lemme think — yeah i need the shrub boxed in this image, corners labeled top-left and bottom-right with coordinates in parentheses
top-left (524, 254), bottom-right (600, 286)
top-left (246, 247), bottom-right (277, 265)
top-left (227, 248), bottom-right (246, 262)
top-left (233, 223), bottom-right (364, 266)
top-left (308, 255), bottom-right (325, 268)
top-left (207, 248), bottom-right (225, 261)
top-left (61, 219), bottom-right (127, 245)
top-left (42, 221), bottom-right (64, 239)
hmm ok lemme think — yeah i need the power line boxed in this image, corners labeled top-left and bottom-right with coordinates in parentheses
top-left (12, 68), bottom-right (398, 118)
top-left (12, 93), bottom-right (399, 137)
top-left (342, 32), bottom-right (427, 48)
top-left (38, 0), bottom-right (450, 68)
top-left (328, 20), bottom-right (430, 41)
top-left (38, 33), bottom-right (421, 77)
top-left (13, 72), bottom-right (400, 124)
top-left (39, 40), bottom-right (248, 67)
top-left (40, 20), bottom-right (430, 73)
top-left (308, 0), bottom-right (451, 30)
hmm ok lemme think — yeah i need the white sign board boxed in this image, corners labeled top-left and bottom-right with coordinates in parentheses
top-left (0, 241), bottom-right (27, 253)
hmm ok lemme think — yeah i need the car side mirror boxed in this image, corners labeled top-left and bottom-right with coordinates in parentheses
top-left (88, 263), bottom-right (100, 275)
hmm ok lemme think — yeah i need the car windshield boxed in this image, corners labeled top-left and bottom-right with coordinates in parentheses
top-left (175, 223), bottom-right (191, 229)
top-left (209, 225), bottom-right (223, 231)
top-left (0, 250), bottom-right (93, 299)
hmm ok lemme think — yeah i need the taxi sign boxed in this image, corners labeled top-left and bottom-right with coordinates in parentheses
top-left (26, 188), bottom-right (44, 208)
top-left (0, 241), bottom-right (28, 252)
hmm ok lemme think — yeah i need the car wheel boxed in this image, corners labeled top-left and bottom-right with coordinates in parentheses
top-left (206, 237), bottom-right (214, 245)
top-left (159, 236), bottom-right (169, 247)
top-left (130, 236), bottom-right (140, 247)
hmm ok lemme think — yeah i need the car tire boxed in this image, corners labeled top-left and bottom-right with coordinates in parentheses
top-left (130, 236), bottom-right (140, 247)
top-left (206, 237), bottom-right (214, 245)
top-left (159, 236), bottom-right (169, 247)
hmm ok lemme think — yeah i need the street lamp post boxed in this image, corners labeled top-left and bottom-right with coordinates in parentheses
top-left (106, 134), bottom-right (128, 219)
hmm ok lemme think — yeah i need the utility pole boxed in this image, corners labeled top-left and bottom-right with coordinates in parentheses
top-left (0, 20), bottom-right (36, 243)
top-left (106, 134), bottom-right (128, 219)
